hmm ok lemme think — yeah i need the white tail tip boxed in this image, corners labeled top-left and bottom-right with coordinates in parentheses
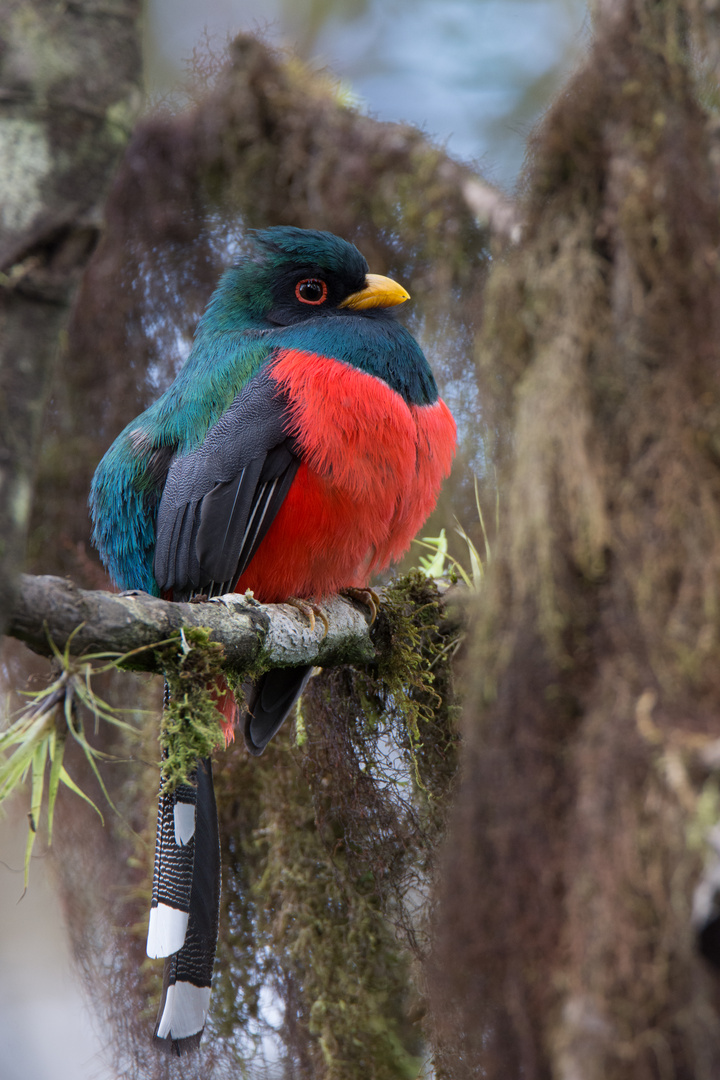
top-left (146, 903), bottom-right (189, 959)
top-left (156, 981), bottom-right (211, 1040)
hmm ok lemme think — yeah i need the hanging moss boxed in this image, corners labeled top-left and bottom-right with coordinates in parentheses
top-left (370, 572), bottom-right (461, 798)
top-left (256, 745), bottom-right (425, 1080)
top-left (154, 627), bottom-right (227, 792)
top-left (265, 574), bottom-right (459, 1076)
top-left (201, 572), bottom-right (461, 1078)
top-left (295, 573), bottom-right (461, 898)
top-left (434, 3), bottom-right (720, 1077)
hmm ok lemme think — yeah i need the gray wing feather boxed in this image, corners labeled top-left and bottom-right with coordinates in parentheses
top-left (154, 366), bottom-right (299, 598)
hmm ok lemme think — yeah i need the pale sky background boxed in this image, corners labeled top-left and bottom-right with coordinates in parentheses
top-left (146, 0), bottom-right (589, 188)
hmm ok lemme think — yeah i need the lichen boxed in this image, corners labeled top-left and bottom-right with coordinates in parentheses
top-left (0, 118), bottom-right (51, 234)
top-left (105, 92), bottom-right (143, 145)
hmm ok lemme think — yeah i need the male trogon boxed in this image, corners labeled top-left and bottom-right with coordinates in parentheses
top-left (90, 227), bottom-right (456, 1052)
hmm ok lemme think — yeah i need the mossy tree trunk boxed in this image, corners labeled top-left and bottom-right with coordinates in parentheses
top-left (433, 2), bottom-right (720, 1077)
top-left (0, 0), bottom-right (142, 634)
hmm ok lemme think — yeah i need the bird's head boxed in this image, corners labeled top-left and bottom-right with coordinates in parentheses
top-left (200, 227), bottom-right (411, 332)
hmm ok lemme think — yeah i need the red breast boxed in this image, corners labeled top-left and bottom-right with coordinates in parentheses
top-left (235, 348), bottom-right (456, 602)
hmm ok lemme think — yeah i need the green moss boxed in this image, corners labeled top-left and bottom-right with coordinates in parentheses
top-left (366, 571), bottom-right (461, 797)
top-left (154, 627), bottom-right (226, 792)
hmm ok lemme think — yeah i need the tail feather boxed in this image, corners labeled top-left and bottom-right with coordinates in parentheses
top-left (147, 665), bottom-right (310, 1053)
top-left (244, 664), bottom-right (314, 755)
top-left (150, 758), bottom-right (221, 1053)
top-left (146, 770), bottom-right (197, 959)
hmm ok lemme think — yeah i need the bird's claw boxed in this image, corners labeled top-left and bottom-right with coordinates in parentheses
top-left (341, 587), bottom-right (380, 624)
top-left (207, 590), bottom-right (261, 610)
top-left (207, 594), bottom-right (234, 610)
top-left (287, 597), bottom-right (330, 638)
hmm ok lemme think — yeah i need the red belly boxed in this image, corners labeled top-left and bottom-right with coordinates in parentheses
top-left (236, 348), bottom-right (456, 603)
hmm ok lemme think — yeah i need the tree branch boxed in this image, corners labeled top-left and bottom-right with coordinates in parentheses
top-left (7, 574), bottom-right (375, 674)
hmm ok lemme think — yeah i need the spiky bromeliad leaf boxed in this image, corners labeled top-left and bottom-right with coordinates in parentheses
top-left (415, 475), bottom-right (494, 590)
top-left (0, 629), bottom-right (162, 886)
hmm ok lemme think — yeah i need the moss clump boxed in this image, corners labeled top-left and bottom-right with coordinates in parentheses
top-left (155, 626), bottom-right (226, 792)
top-left (371, 571), bottom-right (460, 795)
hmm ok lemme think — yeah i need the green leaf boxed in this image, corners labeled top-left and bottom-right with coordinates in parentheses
top-left (417, 528), bottom-right (448, 578)
top-left (24, 740), bottom-right (48, 889)
top-left (454, 520), bottom-right (484, 590)
top-left (46, 729), bottom-right (66, 845)
top-left (58, 766), bottom-right (104, 825)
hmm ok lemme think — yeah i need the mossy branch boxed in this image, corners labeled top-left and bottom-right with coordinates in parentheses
top-left (7, 573), bottom-right (376, 674)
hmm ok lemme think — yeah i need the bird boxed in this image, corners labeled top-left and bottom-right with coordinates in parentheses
top-left (90, 226), bottom-right (456, 1053)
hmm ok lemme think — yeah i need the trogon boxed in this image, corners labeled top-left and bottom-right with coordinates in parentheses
top-left (90, 227), bottom-right (456, 1053)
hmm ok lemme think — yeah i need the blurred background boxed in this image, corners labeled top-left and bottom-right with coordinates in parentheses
top-left (146, 0), bottom-right (588, 188)
top-left (1, 1), bottom-right (587, 1077)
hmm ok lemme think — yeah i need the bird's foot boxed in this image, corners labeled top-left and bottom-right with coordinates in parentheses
top-left (341, 586), bottom-right (380, 623)
top-left (207, 594), bottom-right (235, 611)
top-left (189, 593), bottom-right (209, 604)
top-left (287, 597), bottom-right (330, 638)
top-left (207, 591), bottom-right (261, 611)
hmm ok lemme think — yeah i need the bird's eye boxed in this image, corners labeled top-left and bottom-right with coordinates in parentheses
top-left (295, 278), bottom-right (327, 305)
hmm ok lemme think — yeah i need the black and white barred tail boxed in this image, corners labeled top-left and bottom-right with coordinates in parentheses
top-left (146, 751), bottom-right (220, 1054)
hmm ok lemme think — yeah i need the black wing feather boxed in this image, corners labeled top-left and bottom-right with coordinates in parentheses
top-left (175, 503), bottom-right (197, 591)
top-left (236, 449), bottom-right (300, 575)
top-left (195, 457), bottom-right (264, 584)
top-left (154, 365), bottom-right (300, 599)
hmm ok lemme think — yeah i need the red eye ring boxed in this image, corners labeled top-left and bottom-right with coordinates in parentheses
top-left (295, 278), bottom-right (328, 305)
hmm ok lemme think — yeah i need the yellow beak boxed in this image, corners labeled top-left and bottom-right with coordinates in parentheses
top-left (339, 273), bottom-right (411, 311)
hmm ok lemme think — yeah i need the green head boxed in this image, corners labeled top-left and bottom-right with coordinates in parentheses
top-left (197, 227), bottom-right (410, 332)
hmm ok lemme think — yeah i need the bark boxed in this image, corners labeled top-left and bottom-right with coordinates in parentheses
top-left (7, 573), bottom-right (375, 673)
top-left (0, 0), bottom-right (142, 634)
top-left (433, 2), bottom-right (720, 1078)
